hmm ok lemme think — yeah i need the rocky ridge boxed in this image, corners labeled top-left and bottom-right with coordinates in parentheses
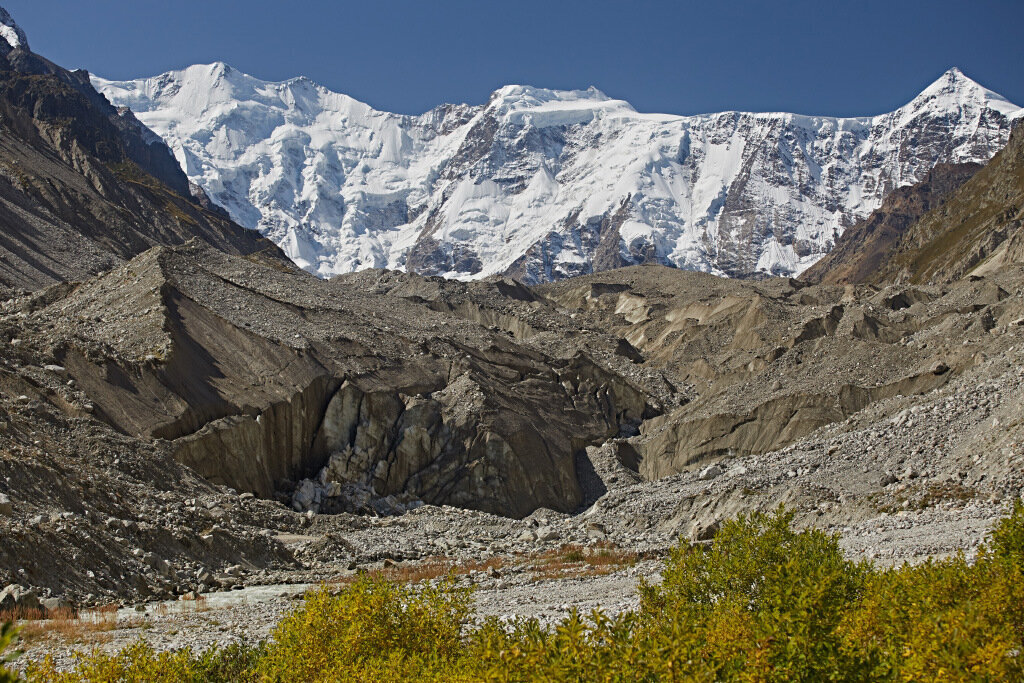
top-left (0, 14), bottom-right (289, 295)
top-left (871, 122), bottom-right (1024, 284)
top-left (804, 122), bottom-right (1024, 286)
top-left (802, 162), bottom-right (981, 284)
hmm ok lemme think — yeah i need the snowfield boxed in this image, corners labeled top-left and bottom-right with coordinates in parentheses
top-left (94, 67), bottom-right (1022, 282)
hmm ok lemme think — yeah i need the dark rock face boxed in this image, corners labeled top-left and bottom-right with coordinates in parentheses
top-left (0, 41), bottom-right (291, 294)
top-left (503, 196), bottom-right (666, 284)
top-left (808, 122), bottom-right (1024, 285)
top-left (406, 236), bottom-right (484, 277)
top-left (802, 163), bottom-right (981, 284)
top-left (0, 44), bottom-right (192, 197)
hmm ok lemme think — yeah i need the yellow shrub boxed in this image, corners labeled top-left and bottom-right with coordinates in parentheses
top-left (1, 623), bottom-right (19, 683)
top-left (257, 575), bottom-right (474, 682)
top-left (16, 505), bottom-right (1024, 681)
top-left (26, 640), bottom-right (262, 683)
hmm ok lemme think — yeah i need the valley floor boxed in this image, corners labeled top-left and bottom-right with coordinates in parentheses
top-left (10, 497), bottom-right (1007, 672)
top-left (11, 335), bottom-right (1020, 669)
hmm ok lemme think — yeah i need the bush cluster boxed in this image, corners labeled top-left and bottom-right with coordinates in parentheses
top-left (1, 622), bottom-right (20, 683)
top-left (10, 504), bottom-right (1024, 681)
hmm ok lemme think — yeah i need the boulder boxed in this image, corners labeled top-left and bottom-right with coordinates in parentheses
top-left (40, 596), bottom-right (71, 613)
top-left (0, 583), bottom-right (41, 614)
top-left (698, 464), bottom-right (724, 481)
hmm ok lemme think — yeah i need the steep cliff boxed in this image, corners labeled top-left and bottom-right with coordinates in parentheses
top-left (0, 18), bottom-right (291, 294)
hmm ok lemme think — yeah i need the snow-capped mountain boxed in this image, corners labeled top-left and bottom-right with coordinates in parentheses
top-left (93, 66), bottom-right (1022, 282)
top-left (0, 6), bottom-right (27, 52)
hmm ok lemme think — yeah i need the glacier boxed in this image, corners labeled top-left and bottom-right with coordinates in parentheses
top-left (93, 65), bottom-right (1022, 282)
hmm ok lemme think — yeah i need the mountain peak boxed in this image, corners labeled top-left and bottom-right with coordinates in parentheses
top-left (931, 66), bottom-right (978, 91)
top-left (95, 64), bottom-right (1020, 282)
top-left (484, 83), bottom-right (635, 127)
top-left (0, 5), bottom-right (28, 51)
top-left (487, 84), bottom-right (619, 108)
top-left (910, 67), bottom-right (1019, 116)
top-left (207, 60), bottom-right (232, 74)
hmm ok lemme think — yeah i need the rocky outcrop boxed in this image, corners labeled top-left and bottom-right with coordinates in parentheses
top-left (0, 583), bottom-right (41, 615)
top-left (0, 36), bottom-right (291, 293)
top-left (22, 230), bottom-right (1023, 518)
top-left (802, 163), bottom-right (981, 284)
top-left (535, 263), bottom-right (1024, 481)
top-left (873, 123), bottom-right (1024, 284)
top-left (171, 375), bottom-right (338, 497)
top-left (637, 370), bottom-right (952, 480)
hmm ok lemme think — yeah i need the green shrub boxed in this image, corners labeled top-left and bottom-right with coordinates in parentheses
top-left (840, 502), bottom-right (1024, 680)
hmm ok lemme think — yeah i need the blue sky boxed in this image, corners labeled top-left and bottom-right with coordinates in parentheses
top-left (7, 0), bottom-right (1023, 116)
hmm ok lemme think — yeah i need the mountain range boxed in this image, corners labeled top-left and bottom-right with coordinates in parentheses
top-left (93, 64), bottom-right (1021, 283)
top-left (1, 2), bottom-right (1024, 627)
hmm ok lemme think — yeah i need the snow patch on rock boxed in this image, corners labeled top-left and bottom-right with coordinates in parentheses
top-left (0, 6), bottom-right (28, 51)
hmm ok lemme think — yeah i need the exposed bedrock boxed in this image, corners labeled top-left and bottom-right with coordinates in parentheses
top-left (301, 349), bottom-right (649, 518)
top-left (171, 376), bottom-right (338, 497)
top-left (55, 280), bottom-right (336, 497)
top-left (168, 346), bottom-right (650, 517)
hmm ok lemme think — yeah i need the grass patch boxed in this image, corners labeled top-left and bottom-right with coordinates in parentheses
top-left (874, 480), bottom-right (978, 513)
top-left (7, 605), bottom-right (120, 649)
top-left (526, 542), bottom-right (639, 581)
top-left (332, 555), bottom-right (509, 587)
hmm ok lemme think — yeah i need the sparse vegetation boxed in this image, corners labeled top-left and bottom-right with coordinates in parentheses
top-left (13, 605), bottom-right (118, 648)
top-left (526, 542), bottom-right (639, 581)
top-left (0, 623), bottom-right (20, 683)
top-left (337, 555), bottom-right (508, 586)
top-left (17, 504), bottom-right (1024, 681)
top-left (108, 161), bottom-right (159, 189)
top-left (873, 480), bottom-right (978, 513)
